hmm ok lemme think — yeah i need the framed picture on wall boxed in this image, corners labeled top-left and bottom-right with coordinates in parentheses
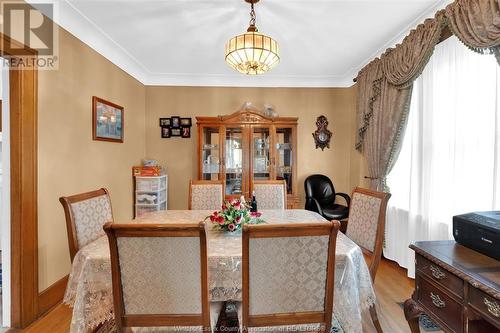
top-left (92, 96), bottom-right (124, 143)
top-left (159, 118), bottom-right (171, 127)
top-left (182, 126), bottom-right (191, 138)
top-left (171, 116), bottom-right (180, 128)
top-left (180, 118), bottom-right (192, 126)
top-left (161, 127), bottom-right (171, 138)
top-left (171, 128), bottom-right (182, 136)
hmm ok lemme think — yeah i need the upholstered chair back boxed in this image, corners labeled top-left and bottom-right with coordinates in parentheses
top-left (60, 188), bottom-right (113, 261)
top-left (242, 221), bottom-right (340, 331)
top-left (253, 180), bottom-right (286, 209)
top-left (345, 187), bottom-right (391, 282)
top-left (118, 237), bottom-right (201, 315)
top-left (189, 180), bottom-right (224, 210)
top-left (104, 222), bottom-right (217, 332)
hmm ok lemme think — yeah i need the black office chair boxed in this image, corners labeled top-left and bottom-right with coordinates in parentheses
top-left (304, 174), bottom-right (350, 221)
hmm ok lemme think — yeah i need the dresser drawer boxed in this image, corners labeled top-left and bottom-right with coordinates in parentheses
top-left (416, 254), bottom-right (463, 299)
top-left (469, 287), bottom-right (500, 326)
top-left (417, 276), bottom-right (463, 333)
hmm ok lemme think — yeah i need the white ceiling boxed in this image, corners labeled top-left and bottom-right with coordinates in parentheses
top-left (30, 0), bottom-right (450, 87)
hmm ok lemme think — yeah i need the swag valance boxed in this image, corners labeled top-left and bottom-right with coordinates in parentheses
top-left (381, 12), bottom-right (447, 88)
top-left (355, 0), bottom-right (500, 191)
top-left (446, 0), bottom-right (500, 62)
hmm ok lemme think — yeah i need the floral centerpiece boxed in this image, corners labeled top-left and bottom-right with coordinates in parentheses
top-left (207, 199), bottom-right (264, 232)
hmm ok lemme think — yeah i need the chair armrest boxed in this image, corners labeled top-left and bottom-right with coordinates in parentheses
top-left (336, 192), bottom-right (351, 207)
top-left (305, 197), bottom-right (323, 216)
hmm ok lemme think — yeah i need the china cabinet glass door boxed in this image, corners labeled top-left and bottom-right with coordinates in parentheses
top-left (252, 127), bottom-right (271, 181)
top-left (275, 127), bottom-right (294, 194)
top-left (225, 127), bottom-right (244, 197)
top-left (197, 110), bottom-right (298, 207)
top-left (201, 126), bottom-right (220, 180)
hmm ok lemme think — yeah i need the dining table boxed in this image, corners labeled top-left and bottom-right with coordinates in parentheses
top-left (63, 209), bottom-right (376, 333)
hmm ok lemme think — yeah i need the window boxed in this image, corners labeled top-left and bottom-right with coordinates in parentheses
top-left (385, 36), bottom-right (500, 277)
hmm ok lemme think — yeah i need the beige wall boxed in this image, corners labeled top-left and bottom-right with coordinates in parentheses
top-left (37, 27), bottom-right (146, 290)
top-left (145, 86), bottom-right (360, 210)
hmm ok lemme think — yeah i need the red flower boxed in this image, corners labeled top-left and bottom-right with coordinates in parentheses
top-left (250, 212), bottom-right (262, 218)
top-left (228, 223), bottom-right (236, 231)
top-left (217, 216), bottom-right (225, 224)
top-left (235, 215), bottom-right (242, 224)
top-left (209, 211), bottom-right (219, 222)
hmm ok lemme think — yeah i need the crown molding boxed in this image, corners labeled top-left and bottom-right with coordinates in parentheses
top-left (144, 73), bottom-right (355, 88)
top-left (28, 0), bottom-right (450, 88)
top-left (29, 0), bottom-right (149, 84)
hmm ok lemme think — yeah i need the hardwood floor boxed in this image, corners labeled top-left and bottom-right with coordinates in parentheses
top-left (19, 304), bottom-right (71, 333)
top-left (366, 259), bottom-right (417, 333)
top-left (19, 258), bottom-right (435, 333)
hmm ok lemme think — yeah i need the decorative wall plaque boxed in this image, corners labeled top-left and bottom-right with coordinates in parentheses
top-left (312, 115), bottom-right (332, 151)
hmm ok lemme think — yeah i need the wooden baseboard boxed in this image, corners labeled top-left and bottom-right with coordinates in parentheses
top-left (38, 275), bottom-right (69, 317)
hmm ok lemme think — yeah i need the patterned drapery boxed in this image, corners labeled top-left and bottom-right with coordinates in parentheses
top-left (355, 59), bottom-right (382, 152)
top-left (355, 0), bottom-right (500, 190)
top-left (445, 0), bottom-right (500, 64)
top-left (365, 80), bottom-right (412, 191)
top-left (381, 12), bottom-right (447, 88)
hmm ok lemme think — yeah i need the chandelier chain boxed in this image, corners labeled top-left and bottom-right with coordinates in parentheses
top-left (249, 3), bottom-right (256, 27)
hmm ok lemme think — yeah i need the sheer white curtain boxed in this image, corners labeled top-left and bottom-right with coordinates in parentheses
top-left (385, 36), bottom-right (500, 278)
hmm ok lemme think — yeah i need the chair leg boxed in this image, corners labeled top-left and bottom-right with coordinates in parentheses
top-left (370, 304), bottom-right (383, 333)
top-left (340, 218), bottom-right (348, 234)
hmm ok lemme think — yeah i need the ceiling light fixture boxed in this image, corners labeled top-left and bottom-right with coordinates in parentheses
top-left (224, 0), bottom-right (280, 75)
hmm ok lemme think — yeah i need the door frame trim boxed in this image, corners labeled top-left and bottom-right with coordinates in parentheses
top-left (1, 32), bottom-right (39, 328)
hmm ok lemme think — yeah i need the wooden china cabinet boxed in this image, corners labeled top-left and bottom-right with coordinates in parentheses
top-left (196, 108), bottom-right (299, 208)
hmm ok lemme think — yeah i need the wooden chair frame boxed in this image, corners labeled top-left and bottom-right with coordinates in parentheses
top-left (103, 222), bottom-right (212, 332)
top-left (253, 179), bottom-right (287, 209)
top-left (346, 187), bottom-right (391, 333)
top-left (59, 188), bottom-right (114, 262)
top-left (347, 187), bottom-right (391, 282)
top-left (188, 179), bottom-right (225, 210)
top-left (242, 221), bottom-right (340, 331)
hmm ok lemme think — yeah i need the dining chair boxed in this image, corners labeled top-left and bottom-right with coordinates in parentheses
top-left (345, 186), bottom-right (391, 333)
top-left (239, 220), bottom-right (340, 332)
top-left (252, 180), bottom-right (287, 209)
top-left (103, 222), bottom-right (223, 333)
top-left (189, 180), bottom-right (224, 210)
top-left (59, 188), bottom-right (114, 262)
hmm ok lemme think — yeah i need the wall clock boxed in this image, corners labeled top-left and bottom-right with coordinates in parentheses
top-left (312, 115), bottom-right (332, 151)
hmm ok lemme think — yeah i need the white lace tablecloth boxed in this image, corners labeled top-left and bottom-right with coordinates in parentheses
top-left (64, 209), bottom-right (376, 333)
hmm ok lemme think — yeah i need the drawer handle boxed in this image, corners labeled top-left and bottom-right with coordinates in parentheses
top-left (430, 292), bottom-right (446, 308)
top-left (484, 298), bottom-right (500, 318)
top-left (429, 265), bottom-right (446, 280)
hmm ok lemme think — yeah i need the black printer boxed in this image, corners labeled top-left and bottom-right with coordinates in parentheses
top-left (453, 211), bottom-right (500, 260)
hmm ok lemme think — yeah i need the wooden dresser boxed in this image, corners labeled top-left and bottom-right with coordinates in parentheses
top-left (404, 240), bottom-right (500, 333)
